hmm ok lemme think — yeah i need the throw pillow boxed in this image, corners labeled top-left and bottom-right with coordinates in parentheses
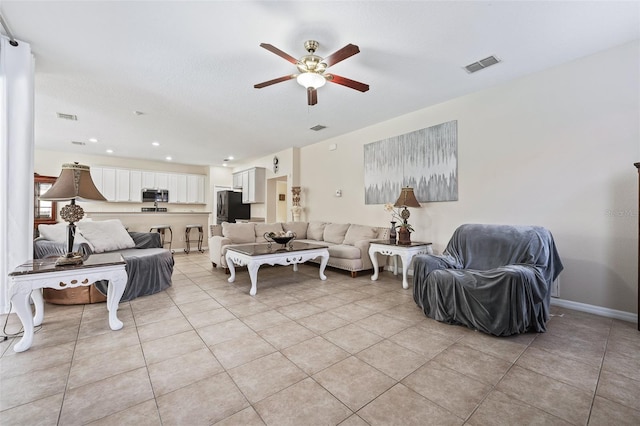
top-left (283, 222), bottom-right (308, 239)
top-left (76, 219), bottom-right (135, 253)
top-left (221, 222), bottom-right (256, 243)
top-left (323, 223), bottom-right (350, 244)
top-left (255, 223), bottom-right (284, 242)
top-left (38, 221), bottom-right (94, 250)
top-left (307, 222), bottom-right (326, 241)
top-left (343, 224), bottom-right (378, 245)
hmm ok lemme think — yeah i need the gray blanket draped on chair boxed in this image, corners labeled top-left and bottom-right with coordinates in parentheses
top-left (412, 224), bottom-right (563, 336)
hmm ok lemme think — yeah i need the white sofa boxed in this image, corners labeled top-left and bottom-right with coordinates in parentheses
top-left (209, 221), bottom-right (389, 277)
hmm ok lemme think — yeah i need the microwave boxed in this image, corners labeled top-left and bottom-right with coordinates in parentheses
top-left (142, 189), bottom-right (169, 203)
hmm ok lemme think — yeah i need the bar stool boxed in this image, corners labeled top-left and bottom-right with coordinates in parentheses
top-left (149, 225), bottom-right (173, 252)
top-left (184, 224), bottom-right (204, 254)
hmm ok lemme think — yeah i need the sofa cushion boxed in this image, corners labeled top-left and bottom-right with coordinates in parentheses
top-left (307, 222), bottom-right (326, 241)
top-left (256, 223), bottom-right (284, 242)
top-left (323, 223), bottom-right (350, 244)
top-left (283, 222), bottom-right (308, 239)
top-left (38, 221), bottom-right (94, 249)
top-left (343, 224), bottom-right (378, 245)
top-left (222, 222), bottom-right (256, 243)
top-left (76, 219), bottom-right (135, 253)
top-left (327, 244), bottom-right (362, 260)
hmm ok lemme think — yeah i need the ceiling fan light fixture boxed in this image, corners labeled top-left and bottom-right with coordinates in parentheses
top-left (296, 72), bottom-right (326, 89)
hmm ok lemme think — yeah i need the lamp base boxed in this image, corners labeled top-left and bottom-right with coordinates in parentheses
top-left (55, 253), bottom-right (84, 266)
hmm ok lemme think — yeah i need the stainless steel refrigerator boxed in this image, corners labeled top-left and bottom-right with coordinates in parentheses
top-left (216, 190), bottom-right (250, 224)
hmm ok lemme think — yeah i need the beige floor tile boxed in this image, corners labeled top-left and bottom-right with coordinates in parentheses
top-left (356, 340), bottom-right (426, 380)
top-left (358, 383), bottom-right (463, 426)
top-left (467, 390), bottom-right (571, 426)
top-left (197, 318), bottom-right (257, 346)
top-left (313, 356), bottom-right (395, 410)
top-left (402, 361), bottom-right (492, 420)
top-left (296, 311), bottom-right (349, 334)
top-left (175, 297), bottom-right (222, 315)
top-left (0, 341), bottom-right (74, 380)
top-left (88, 399), bottom-right (162, 425)
top-left (329, 303), bottom-right (375, 322)
top-left (184, 306), bottom-right (236, 328)
top-left (226, 300), bottom-right (272, 317)
top-left (324, 323), bottom-right (384, 354)
top-left (606, 333), bottom-right (640, 362)
top-left (457, 330), bottom-right (532, 362)
top-left (588, 395), bottom-right (640, 426)
top-left (157, 372), bottom-right (249, 425)
top-left (0, 363), bottom-right (69, 411)
top-left (228, 352), bottom-right (307, 403)
top-left (148, 348), bottom-right (224, 396)
top-left (132, 305), bottom-right (185, 327)
top-left (602, 350), bottom-right (640, 381)
top-left (282, 335), bottom-right (349, 375)
top-left (59, 367), bottom-right (154, 425)
top-left (496, 365), bottom-right (592, 425)
top-left (141, 330), bottom-right (207, 365)
top-left (213, 406), bottom-right (266, 426)
top-left (73, 327), bottom-right (140, 361)
top-left (0, 392), bottom-right (64, 425)
top-left (254, 377), bottom-right (352, 426)
top-left (432, 343), bottom-right (511, 385)
top-left (338, 414), bottom-right (370, 426)
top-left (276, 301), bottom-right (324, 320)
top-left (135, 316), bottom-right (193, 343)
top-left (516, 346), bottom-right (600, 392)
top-left (389, 325), bottom-right (456, 359)
top-left (355, 313), bottom-right (410, 338)
top-left (242, 310), bottom-right (291, 332)
top-left (414, 317), bottom-right (473, 339)
top-left (531, 331), bottom-right (606, 367)
top-left (258, 320), bottom-right (316, 349)
top-left (68, 344), bottom-right (145, 389)
top-left (596, 370), bottom-right (640, 411)
top-left (211, 334), bottom-right (276, 369)
top-left (308, 294), bottom-right (350, 310)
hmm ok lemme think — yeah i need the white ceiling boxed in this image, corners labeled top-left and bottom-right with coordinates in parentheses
top-left (1, 1), bottom-right (638, 167)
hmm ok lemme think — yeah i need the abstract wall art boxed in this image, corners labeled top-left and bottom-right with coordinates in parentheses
top-left (364, 120), bottom-right (458, 204)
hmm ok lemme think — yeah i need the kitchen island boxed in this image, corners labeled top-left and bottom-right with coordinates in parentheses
top-left (85, 211), bottom-right (211, 252)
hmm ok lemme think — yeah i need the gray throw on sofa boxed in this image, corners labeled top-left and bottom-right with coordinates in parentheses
top-left (34, 231), bottom-right (174, 302)
top-left (412, 224), bottom-right (563, 336)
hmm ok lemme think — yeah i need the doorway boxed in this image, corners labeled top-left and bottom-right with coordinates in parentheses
top-left (266, 176), bottom-right (288, 223)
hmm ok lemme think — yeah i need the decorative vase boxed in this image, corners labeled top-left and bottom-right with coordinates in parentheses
top-left (389, 221), bottom-right (397, 242)
top-left (398, 227), bottom-right (411, 245)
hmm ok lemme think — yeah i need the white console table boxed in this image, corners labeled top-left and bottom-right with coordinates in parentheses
top-left (369, 240), bottom-right (433, 289)
top-left (8, 253), bottom-right (127, 352)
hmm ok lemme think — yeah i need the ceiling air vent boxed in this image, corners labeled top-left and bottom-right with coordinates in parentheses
top-left (310, 125), bottom-right (326, 131)
top-left (464, 55), bottom-right (501, 74)
top-left (57, 112), bottom-right (78, 120)
top-left (71, 141), bottom-right (86, 146)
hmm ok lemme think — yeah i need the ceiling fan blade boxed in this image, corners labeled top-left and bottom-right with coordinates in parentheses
top-left (260, 43), bottom-right (299, 65)
top-left (254, 75), bottom-right (296, 89)
top-left (326, 74), bottom-right (370, 92)
top-left (307, 88), bottom-right (318, 106)
top-left (322, 44), bottom-right (360, 67)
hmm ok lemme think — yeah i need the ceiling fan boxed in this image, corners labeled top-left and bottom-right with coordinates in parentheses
top-left (254, 40), bottom-right (369, 106)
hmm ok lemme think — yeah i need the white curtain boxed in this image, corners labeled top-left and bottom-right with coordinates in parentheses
top-left (0, 36), bottom-right (34, 314)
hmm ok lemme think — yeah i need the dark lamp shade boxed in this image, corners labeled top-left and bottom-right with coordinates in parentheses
top-left (394, 187), bottom-right (421, 208)
top-left (40, 163), bottom-right (106, 202)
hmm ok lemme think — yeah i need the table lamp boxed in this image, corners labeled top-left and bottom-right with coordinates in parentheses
top-left (39, 163), bottom-right (106, 265)
top-left (394, 186), bottom-right (421, 243)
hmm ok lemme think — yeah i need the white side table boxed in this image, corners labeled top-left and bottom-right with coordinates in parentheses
top-left (8, 253), bottom-right (127, 352)
top-left (369, 240), bottom-right (433, 289)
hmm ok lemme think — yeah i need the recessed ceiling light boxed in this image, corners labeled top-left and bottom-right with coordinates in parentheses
top-left (152, 141), bottom-right (160, 146)
top-left (106, 149), bottom-right (114, 154)
top-left (223, 163), bottom-right (228, 167)
top-left (88, 138), bottom-right (98, 143)
top-left (133, 110), bottom-right (145, 115)
top-left (165, 156), bottom-right (172, 161)
top-left (228, 156), bottom-right (234, 160)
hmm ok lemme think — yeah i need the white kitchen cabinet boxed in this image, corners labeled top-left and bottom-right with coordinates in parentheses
top-left (232, 172), bottom-right (243, 189)
top-left (155, 173), bottom-right (169, 190)
top-left (187, 174), bottom-right (205, 203)
top-left (129, 170), bottom-right (142, 202)
top-left (100, 168), bottom-right (117, 201)
top-left (115, 169), bottom-right (131, 202)
top-left (91, 167), bottom-right (104, 195)
top-left (239, 167), bottom-right (265, 203)
top-left (142, 171), bottom-right (155, 189)
top-left (176, 174), bottom-right (188, 203)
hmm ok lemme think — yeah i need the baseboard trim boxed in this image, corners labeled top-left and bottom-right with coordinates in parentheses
top-left (550, 297), bottom-right (638, 323)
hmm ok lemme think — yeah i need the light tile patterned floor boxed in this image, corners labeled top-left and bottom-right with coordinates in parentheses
top-left (1, 252), bottom-right (639, 425)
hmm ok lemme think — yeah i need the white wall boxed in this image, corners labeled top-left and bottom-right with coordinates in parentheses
top-left (299, 41), bottom-right (639, 314)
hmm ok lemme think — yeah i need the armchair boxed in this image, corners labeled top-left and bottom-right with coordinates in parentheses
top-left (412, 224), bottom-right (563, 336)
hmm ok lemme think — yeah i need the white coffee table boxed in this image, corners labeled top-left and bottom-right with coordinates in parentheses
top-left (369, 240), bottom-right (433, 289)
top-left (225, 241), bottom-right (329, 296)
